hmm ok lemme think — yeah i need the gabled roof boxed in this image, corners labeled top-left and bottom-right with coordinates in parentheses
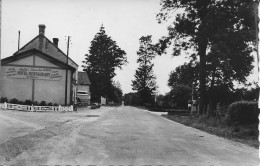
top-left (78, 71), bottom-right (91, 85)
top-left (13, 34), bottom-right (78, 67)
top-left (2, 48), bottom-right (76, 72)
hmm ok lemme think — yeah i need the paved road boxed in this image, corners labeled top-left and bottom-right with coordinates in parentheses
top-left (0, 106), bottom-right (258, 165)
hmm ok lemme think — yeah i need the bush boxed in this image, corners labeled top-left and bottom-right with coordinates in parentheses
top-left (39, 101), bottom-right (46, 106)
top-left (33, 101), bottom-right (39, 106)
top-left (47, 102), bottom-right (53, 106)
top-left (10, 98), bottom-right (19, 104)
top-left (18, 100), bottom-right (24, 105)
top-left (228, 101), bottom-right (259, 125)
top-left (0, 97), bottom-right (8, 103)
top-left (24, 99), bottom-right (33, 105)
top-left (54, 103), bottom-right (58, 106)
top-left (144, 103), bottom-right (152, 108)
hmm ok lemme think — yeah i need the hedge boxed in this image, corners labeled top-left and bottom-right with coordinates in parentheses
top-left (228, 101), bottom-right (259, 125)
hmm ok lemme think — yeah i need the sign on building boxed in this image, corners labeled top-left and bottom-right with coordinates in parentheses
top-left (4, 66), bottom-right (62, 81)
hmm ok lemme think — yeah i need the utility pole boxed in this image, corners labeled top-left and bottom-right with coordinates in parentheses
top-left (18, 31), bottom-right (20, 51)
top-left (0, 0), bottom-right (2, 98)
top-left (65, 36), bottom-right (70, 105)
top-left (0, 0), bottom-right (2, 73)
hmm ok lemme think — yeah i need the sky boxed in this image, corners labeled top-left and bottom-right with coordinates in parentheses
top-left (1, 0), bottom-right (258, 94)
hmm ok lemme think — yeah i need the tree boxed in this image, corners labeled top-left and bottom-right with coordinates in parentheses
top-left (166, 85), bottom-right (192, 108)
top-left (107, 82), bottom-right (123, 104)
top-left (168, 62), bottom-right (198, 89)
top-left (132, 35), bottom-right (157, 104)
top-left (124, 92), bottom-right (143, 106)
top-left (156, 0), bottom-right (257, 114)
top-left (167, 62), bottom-right (196, 109)
top-left (106, 81), bottom-right (123, 104)
top-left (233, 83), bottom-right (259, 102)
top-left (82, 25), bottom-right (127, 102)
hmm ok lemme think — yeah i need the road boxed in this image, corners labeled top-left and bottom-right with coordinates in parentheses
top-left (0, 106), bottom-right (258, 166)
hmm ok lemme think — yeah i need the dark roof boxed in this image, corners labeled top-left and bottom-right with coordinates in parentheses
top-left (13, 34), bottom-right (78, 67)
top-left (78, 71), bottom-right (91, 85)
top-left (2, 49), bottom-right (76, 72)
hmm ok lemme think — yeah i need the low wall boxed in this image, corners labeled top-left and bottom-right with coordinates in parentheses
top-left (0, 102), bottom-right (73, 112)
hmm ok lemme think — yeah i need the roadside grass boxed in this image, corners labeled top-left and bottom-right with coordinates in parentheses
top-left (162, 114), bottom-right (259, 149)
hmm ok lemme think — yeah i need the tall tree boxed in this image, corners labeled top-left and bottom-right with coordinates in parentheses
top-left (82, 25), bottom-right (127, 102)
top-left (132, 35), bottom-right (157, 104)
top-left (107, 81), bottom-right (123, 104)
top-left (156, 0), bottom-right (258, 114)
top-left (167, 62), bottom-right (197, 109)
top-left (166, 85), bottom-right (192, 108)
top-left (168, 61), bottom-right (199, 89)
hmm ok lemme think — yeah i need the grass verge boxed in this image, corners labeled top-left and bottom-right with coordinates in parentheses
top-left (162, 114), bottom-right (259, 149)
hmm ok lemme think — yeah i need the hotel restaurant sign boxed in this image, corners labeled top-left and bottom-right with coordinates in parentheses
top-left (4, 66), bottom-right (62, 81)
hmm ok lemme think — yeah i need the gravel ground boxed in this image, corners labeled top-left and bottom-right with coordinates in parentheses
top-left (0, 106), bottom-right (111, 164)
top-left (0, 106), bottom-right (258, 165)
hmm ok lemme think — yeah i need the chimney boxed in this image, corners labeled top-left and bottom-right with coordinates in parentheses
top-left (38, 24), bottom-right (46, 35)
top-left (53, 38), bottom-right (59, 47)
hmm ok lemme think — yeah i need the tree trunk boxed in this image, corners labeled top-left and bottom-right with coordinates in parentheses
top-left (208, 71), bottom-right (216, 117)
top-left (197, 0), bottom-right (210, 115)
top-left (198, 38), bottom-right (207, 115)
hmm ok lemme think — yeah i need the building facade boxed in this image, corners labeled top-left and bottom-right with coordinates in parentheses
top-left (0, 25), bottom-right (78, 105)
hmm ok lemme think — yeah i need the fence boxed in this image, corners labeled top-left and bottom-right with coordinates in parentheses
top-left (0, 102), bottom-right (73, 112)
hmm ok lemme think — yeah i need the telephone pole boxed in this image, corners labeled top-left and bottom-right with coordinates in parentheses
top-left (0, 0), bottom-right (2, 99)
top-left (65, 36), bottom-right (70, 105)
top-left (0, 0), bottom-right (2, 76)
top-left (18, 31), bottom-right (20, 51)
